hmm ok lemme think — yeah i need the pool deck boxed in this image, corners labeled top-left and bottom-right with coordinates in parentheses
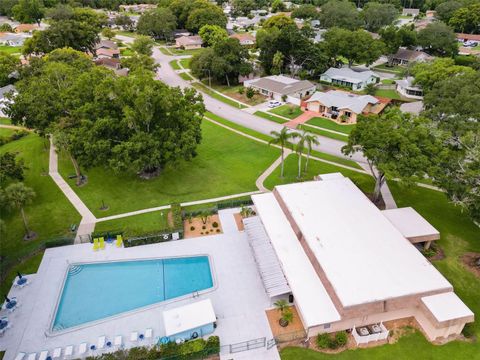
top-left (0, 217), bottom-right (280, 360)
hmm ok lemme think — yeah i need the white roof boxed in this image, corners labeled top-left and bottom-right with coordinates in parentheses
top-left (305, 90), bottom-right (379, 113)
top-left (322, 67), bottom-right (379, 84)
top-left (163, 299), bottom-right (216, 336)
top-left (252, 193), bottom-right (341, 328)
top-left (264, 75), bottom-right (299, 85)
top-left (395, 77), bottom-right (422, 90)
top-left (382, 207), bottom-right (439, 240)
top-left (274, 178), bottom-right (452, 307)
top-left (422, 292), bottom-right (474, 322)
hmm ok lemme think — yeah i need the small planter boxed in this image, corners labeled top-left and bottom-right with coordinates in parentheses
top-left (279, 318), bottom-right (289, 327)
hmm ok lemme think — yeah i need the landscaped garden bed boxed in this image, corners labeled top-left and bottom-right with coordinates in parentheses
top-left (183, 213), bottom-right (223, 238)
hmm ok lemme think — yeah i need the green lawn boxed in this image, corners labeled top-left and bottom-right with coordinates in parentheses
top-left (192, 83), bottom-right (248, 109)
top-left (120, 47), bottom-right (135, 56)
top-left (0, 117), bottom-right (12, 125)
top-left (95, 210), bottom-right (170, 236)
top-left (281, 182), bottom-right (480, 360)
top-left (158, 47), bottom-right (174, 56)
top-left (179, 72), bottom-right (194, 81)
top-left (0, 134), bottom-right (80, 293)
top-left (372, 63), bottom-right (404, 75)
top-left (179, 58), bottom-right (191, 69)
top-left (306, 117), bottom-right (355, 135)
top-left (374, 89), bottom-right (405, 100)
top-left (269, 104), bottom-right (303, 119)
top-left (254, 111), bottom-right (289, 124)
top-left (168, 47), bottom-right (203, 56)
top-left (0, 127), bottom-right (16, 136)
top-left (0, 45), bottom-right (22, 55)
top-left (298, 124), bottom-right (348, 142)
top-left (169, 59), bottom-right (181, 70)
top-left (381, 79), bottom-right (396, 85)
top-left (264, 154), bottom-right (373, 193)
top-left (58, 120), bottom-right (279, 217)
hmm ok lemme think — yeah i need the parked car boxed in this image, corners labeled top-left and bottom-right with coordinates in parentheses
top-left (268, 100), bottom-right (282, 108)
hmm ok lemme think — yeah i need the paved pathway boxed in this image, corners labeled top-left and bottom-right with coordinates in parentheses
top-left (48, 138), bottom-right (96, 242)
top-left (284, 110), bottom-right (318, 129)
top-left (255, 151), bottom-right (292, 192)
top-left (218, 208), bottom-right (242, 234)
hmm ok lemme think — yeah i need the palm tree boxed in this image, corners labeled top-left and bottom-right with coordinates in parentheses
top-left (296, 135), bottom-right (305, 179)
top-left (269, 127), bottom-right (298, 178)
top-left (5, 182), bottom-right (36, 239)
top-left (303, 131), bottom-right (320, 173)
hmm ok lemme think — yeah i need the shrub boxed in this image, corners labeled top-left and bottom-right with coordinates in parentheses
top-left (462, 323), bottom-right (475, 338)
top-left (216, 229), bottom-right (221, 233)
top-left (335, 331), bottom-right (348, 347)
top-left (238, 87), bottom-right (244, 94)
top-left (170, 203), bottom-right (183, 229)
top-left (202, 225), bottom-right (206, 230)
top-left (316, 333), bottom-right (330, 349)
top-left (212, 222), bottom-right (218, 228)
top-left (246, 87), bottom-right (255, 99)
top-left (190, 226), bottom-right (195, 231)
top-left (45, 237), bottom-right (74, 248)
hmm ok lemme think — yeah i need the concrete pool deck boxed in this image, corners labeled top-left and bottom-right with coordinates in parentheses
top-left (0, 228), bottom-right (280, 359)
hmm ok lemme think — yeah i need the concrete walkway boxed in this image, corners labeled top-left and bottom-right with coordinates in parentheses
top-left (284, 110), bottom-right (318, 129)
top-left (48, 138), bottom-right (96, 242)
top-left (256, 151), bottom-right (292, 192)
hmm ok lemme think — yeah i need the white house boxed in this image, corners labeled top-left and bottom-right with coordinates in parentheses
top-left (248, 174), bottom-right (474, 343)
top-left (244, 75), bottom-right (316, 102)
top-left (320, 67), bottom-right (380, 91)
top-left (395, 77), bottom-right (424, 99)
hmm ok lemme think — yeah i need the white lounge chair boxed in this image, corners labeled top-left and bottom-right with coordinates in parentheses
top-left (38, 351), bottom-right (48, 360)
top-left (98, 335), bottom-right (106, 351)
top-left (14, 353), bottom-right (25, 360)
top-left (64, 345), bottom-right (73, 359)
top-left (52, 347), bottom-right (62, 359)
top-left (145, 328), bottom-right (153, 344)
top-left (114, 335), bottom-right (123, 349)
top-left (27, 353), bottom-right (36, 360)
top-left (78, 343), bottom-right (87, 357)
top-left (130, 331), bottom-right (138, 343)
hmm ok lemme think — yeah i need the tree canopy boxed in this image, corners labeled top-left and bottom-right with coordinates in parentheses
top-left (417, 21), bottom-right (458, 56)
top-left (362, 2), bottom-right (398, 31)
top-left (319, 0), bottom-right (362, 30)
top-left (12, 0), bottom-right (44, 25)
top-left (449, 3), bottom-right (480, 34)
top-left (291, 4), bottom-right (320, 19)
top-left (0, 53), bottom-right (20, 87)
top-left (137, 7), bottom-right (177, 40)
top-left (199, 24), bottom-right (228, 47)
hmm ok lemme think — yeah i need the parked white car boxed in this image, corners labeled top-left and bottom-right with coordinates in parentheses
top-left (267, 100), bottom-right (282, 108)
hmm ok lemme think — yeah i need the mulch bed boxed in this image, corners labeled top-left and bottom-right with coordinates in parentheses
top-left (461, 252), bottom-right (480, 278)
top-left (183, 215), bottom-right (223, 238)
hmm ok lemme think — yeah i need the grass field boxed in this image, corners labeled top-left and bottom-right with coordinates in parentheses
top-left (0, 134), bottom-right (80, 294)
top-left (372, 63), bottom-right (404, 75)
top-left (179, 58), bottom-right (191, 69)
top-left (264, 154), bottom-right (373, 194)
top-left (281, 182), bottom-right (480, 360)
top-left (254, 111), bottom-right (288, 124)
top-left (269, 104), bottom-right (303, 119)
top-left (0, 45), bottom-right (22, 55)
top-left (192, 83), bottom-right (248, 109)
top-left (179, 72), bottom-right (194, 81)
top-left (168, 47), bottom-right (203, 56)
top-left (374, 89), bottom-right (405, 100)
top-left (306, 117), bottom-right (355, 135)
top-left (95, 210), bottom-right (170, 236)
top-left (58, 120), bottom-right (279, 217)
top-left (0, 117), bottom-right (12, 125)
top-left (0, 127), bottom-right (16, 136)
top-left (169, 59), bottom-right (180, 70)
top-left (298, 124), bottom-right (348, 142)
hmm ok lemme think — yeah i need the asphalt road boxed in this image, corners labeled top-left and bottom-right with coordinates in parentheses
top-left (150, 45), bottom-right (367, 164)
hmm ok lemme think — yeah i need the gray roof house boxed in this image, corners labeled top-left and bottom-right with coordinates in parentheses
top-left (395, 77), bottom-right (423, 100)
top-left (391, 48), bottom-right (433, 66)
top-left (320, 67), bottom-right (380, 91)
top-left (244, 75), bottom-right (316, 102)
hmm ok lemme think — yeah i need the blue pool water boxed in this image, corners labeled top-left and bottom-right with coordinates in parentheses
top-left (53, 256), bottom-right (213, 331)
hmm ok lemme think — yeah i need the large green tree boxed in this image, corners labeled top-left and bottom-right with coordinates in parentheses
top-left (131, 35), bottom-right (155, 56)
top-left (12, 0), bottom-right (44, 25)
top-left (362, 2), bottom-right (398, 31)
top-left (4, 182), bottom-right (36, 239)
top-left (411, 58), bottom-right (475, 91)
top-left (449, 3), bottom-right (480, 34)
top-left (0, 152), bottom-right (25, 187)
top-left (198, 24), bottom-right (228, 47)
top-left (417, 21), bottom-right (458, 56)
top-left (435, 0), bottom-right (462, 23)
top-left (342, 109), bottom-right (442, 204)
top-left (319, 0), bottom-right (362, 30)
top-left (186, 5), bottom-right (227, 33)
top-left (291, 4), bottom-right (320, 19)
top-left (0, 53), bottom-right (20, 87)
top-left (137, 7), bottom-right (177, 40)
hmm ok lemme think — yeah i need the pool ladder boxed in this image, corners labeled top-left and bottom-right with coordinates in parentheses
top-left (192, 291), bottom-right (200, 298)
top-left (68, 265), bottom-right (83, 276)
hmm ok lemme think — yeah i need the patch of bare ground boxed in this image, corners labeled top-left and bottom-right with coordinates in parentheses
top-left (233, 213), bottom-right (244, 231)
top-left (183, 215), bottom-right (223, 238)
top-left (461, 252), bottom-right (480, 278)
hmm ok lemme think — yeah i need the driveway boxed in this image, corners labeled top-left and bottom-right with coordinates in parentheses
top-left (151, 46), bottom-right (367, 164)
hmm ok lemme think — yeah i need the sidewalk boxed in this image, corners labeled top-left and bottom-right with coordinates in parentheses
top-left (284, 110), bottom-right (317, 129)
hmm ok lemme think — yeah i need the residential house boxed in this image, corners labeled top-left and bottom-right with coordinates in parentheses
top-left (173, 30), bottom-right (191, 38)
top-left (96, 48), bottom-right (120, 59)
top-left (14, 24), bottom-right (39, 33)
top-left (0, 85), bottom-right (16, 118)
top-left (320, 67), bottom-right (379, 91)
top-left (95, 57), bottom-right (121, 70)
top-left (302, 90), bottom-right (387, 123)
top-left (243, 75), bottom-right (316, 103)
top-left (119, 4), bottom-right (156, 13)
top-left (248, 174), bottom-right (473, 343)
top-left (229, 33), bottom-right (256, 46)
top-left (390, 48), bottom-right (433, 66)
top-left (96, 40), bottom-right (118, 50)
top-left (402, 8), bottom-right (420, 17)
top-left (456, 33), bottom-right (480, 43)
top-left (426, 10), bottom-right (436, 18)
top-left (175, 35), bottom-right (203, 50)
top-left (395, 77), bottom-right (423, 99)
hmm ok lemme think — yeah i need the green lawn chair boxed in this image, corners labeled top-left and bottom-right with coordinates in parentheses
top-left (116, 234), bottom-right (123, 248)
top-left (93, 238), bottom-right (99, 251)
top-left (99, 237), bottom-right (105, 250)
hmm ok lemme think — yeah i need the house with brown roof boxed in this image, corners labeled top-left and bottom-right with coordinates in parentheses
top-left (391, 48), bottom-right (433, 66)
top-left (96, 48), bottom-right (120, 59)
top-left (95, 40), bottom-right (118, 50)
top-left (14, 24), bottom-right (39, 33)
top-left (229, 33), bottom-right (256, 46)
top-left (175, 35), bottom-right (203, 50)
top-left (95, 58), bottom-right (121, 70)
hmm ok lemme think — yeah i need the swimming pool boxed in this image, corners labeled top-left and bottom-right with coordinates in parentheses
top-left (52, 256), bottom-right (213, 331)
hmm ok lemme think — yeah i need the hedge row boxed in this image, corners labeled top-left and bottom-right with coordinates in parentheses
top-left (87, 336), bottom-right (220, 360)
top-left (0, 130), bottom-right (29, 146)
